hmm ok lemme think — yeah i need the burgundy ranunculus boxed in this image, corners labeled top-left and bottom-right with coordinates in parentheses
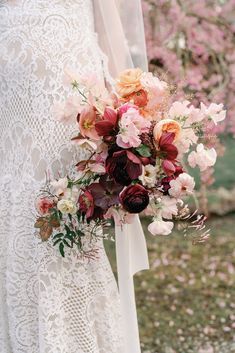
top-left (119, 184), bottom-right (149, 213)
top-left (106, 149), bottom-right (143, 186)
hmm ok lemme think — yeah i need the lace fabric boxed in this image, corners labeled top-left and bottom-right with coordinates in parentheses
top-left (0, 1), bottom-right (124, 352)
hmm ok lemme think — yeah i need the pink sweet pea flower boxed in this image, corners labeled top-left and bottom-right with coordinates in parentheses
top-left (169, 173), bottom-right (195, 198)
top-left (200, 102), bottom-right (226, 125)
top-left (116, 108), bottom-right (151, 148)
top-left (79, 106), bottom-right (100, 140)
top-left (188, 143), bottom-right (217, 171)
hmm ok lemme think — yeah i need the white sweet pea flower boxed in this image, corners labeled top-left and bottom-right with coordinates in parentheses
top-left (200, 102), bottom-right (226, 125)
top-left (148, 217), bottom-right (174, 236)
top-left (139, 164), bottom-right (157, 188)
top-left (161, 196), bottom-right (180, 219)
top-left (188, 143), bottom-right (217, 171)
top-left (176, 127), bottom-right (198, 154)
top-left (51, 177), bottom-right (68, 196)
top-left (57, 199), bottom-right (77, 214)
top-left (168, 100), bottom-right (191, 119)
top-left (169, 173), bottom-right (195, 198)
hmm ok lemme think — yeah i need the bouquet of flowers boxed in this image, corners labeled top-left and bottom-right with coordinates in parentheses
top-left (34, 68), bottom-right (226, 257)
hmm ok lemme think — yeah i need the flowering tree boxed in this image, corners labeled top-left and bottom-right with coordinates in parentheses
top-left (142, 0), bottom-right (235, 213)
top-left (142, 0), bottom-right (235, 135)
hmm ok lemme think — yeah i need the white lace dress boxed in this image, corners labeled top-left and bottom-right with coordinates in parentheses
top-left (0, 1), bottom-right (124, 352)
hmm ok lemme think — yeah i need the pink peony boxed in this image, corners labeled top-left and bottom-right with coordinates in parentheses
top-left (188, 143), bottom-right (217, 171)
top-left (169, 173), bottom-right (195, 198)
top-left (118, 103), bottom-right (138, 117)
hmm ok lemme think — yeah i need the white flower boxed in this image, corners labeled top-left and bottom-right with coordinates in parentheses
top-left (57, 199), bottom-right (77, 214)
top-left (169, 173), bottom-right (195, 198)
top-left (200, 102), bottom-right (226, 125)
top-left (139, 164), bottom-right (157, 188)
top-left (51, 177), bottom-right (68, 196)
top-left (176, 127), bottom-right (198, 154)
top-left (188, 143), bottom-right (217, 171)
top-left (161, 196), bottom-right (180, 219)
top-left (148, 218), bottom-right (174, 236)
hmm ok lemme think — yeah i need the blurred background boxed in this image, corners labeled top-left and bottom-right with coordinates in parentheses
top-left (106, 1), bottom-right (235, 352)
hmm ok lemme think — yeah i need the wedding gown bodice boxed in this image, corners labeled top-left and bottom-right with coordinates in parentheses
top-left (0, 0), bottom-right (104, 183)
top-left (0, 2), bottom-right (124, 353)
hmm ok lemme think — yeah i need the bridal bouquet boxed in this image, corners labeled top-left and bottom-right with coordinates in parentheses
top-left (34, 68), bottom-right (226, 257)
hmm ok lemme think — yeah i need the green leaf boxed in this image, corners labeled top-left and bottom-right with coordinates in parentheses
top-left (59, 242), bottom-right (65, 257)
top-left (53, 233), bottom-right (64, 240)
top-left (63, 239), bottom-right (72, 248)
top-left (64, 234), bottom-right (74, 242)
top-left (136, 144), bottom-right (151, 157)
top-left (53, 239), bottom-right (62, 246)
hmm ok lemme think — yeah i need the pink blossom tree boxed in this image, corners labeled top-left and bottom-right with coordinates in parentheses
top-left (142, 0), bottom-right (235, 213)
top-left (142, 0), bottom-right (235, 135)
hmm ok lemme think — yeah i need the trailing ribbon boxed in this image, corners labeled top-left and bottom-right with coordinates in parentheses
top-left (115, 215), bottom-right (149, 353)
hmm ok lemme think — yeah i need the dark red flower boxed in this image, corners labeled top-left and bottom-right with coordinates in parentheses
top-left (88, 177), bottom-right (123, 211)
top-left (106, 148), bottom-right (143, 186)
top-left (158, 132), bottom-right (178, 161)
top-left (160, 164), bottom-right (184, 194)
top-left (120, 184), bottom-right (149, 213)
top-left (95, 107), bottom-right (118, 137)
top-left (78, 190), bottom-right (94, 219)
top-left (160, 176), bottom-right (174, 195)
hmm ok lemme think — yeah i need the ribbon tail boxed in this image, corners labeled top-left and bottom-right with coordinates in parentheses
top-left (115, 214), bottom-right (149, 353)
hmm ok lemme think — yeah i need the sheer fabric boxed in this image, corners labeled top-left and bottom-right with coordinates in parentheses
top-left (0, 1), bottom-right (124, 352)
top-left (94, 0), bottom-right (148, 78)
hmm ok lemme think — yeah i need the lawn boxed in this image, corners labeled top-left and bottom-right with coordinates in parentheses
top-left (105, 134), bottom-right (235, 352)
top-left (105, 214), bottom-right (235, 353)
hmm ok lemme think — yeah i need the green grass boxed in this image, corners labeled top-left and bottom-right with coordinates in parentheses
top-left (105, 214), bottom-right (235, 353)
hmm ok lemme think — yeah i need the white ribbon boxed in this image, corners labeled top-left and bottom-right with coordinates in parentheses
top-left (115, 215), bottom-right (149, 353)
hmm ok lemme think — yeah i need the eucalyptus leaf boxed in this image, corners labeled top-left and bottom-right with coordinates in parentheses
top-left (136, 144), bottom-right (151, 157)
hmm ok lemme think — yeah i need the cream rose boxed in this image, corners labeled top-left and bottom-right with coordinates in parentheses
top-left (116, 68), bottom-right (143, 97)
top-left (57, 199), bottom-right (77, 214)
top-left (153, 119), bottom-right (181, 142)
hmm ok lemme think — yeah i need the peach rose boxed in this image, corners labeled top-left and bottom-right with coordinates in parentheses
top-left (116, 68), bottom-right (143, 97)
top-left (153, 119), bottom-right (181, 142)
